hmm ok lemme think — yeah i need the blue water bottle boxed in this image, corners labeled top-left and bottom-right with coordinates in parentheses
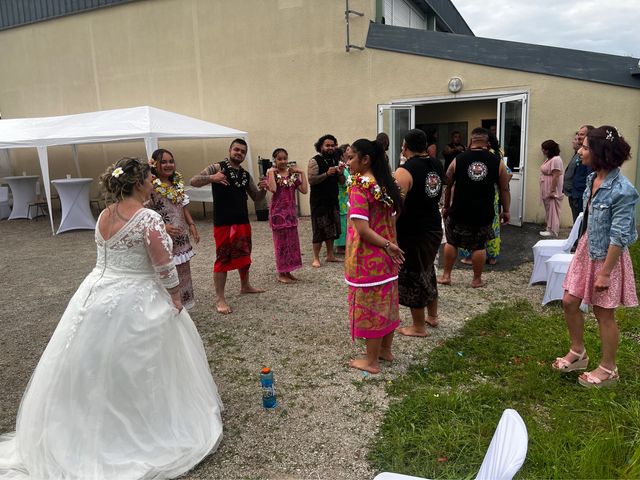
top-left (260, 367), bottom-right (277, 409)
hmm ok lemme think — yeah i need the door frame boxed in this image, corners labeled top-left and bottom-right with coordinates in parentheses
top-left (384, 89), bottom-right (531, 226)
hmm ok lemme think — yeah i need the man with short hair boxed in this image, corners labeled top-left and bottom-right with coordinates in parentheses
top-left (442, 130), bottom-right (466, 172)
top-left (308, 134), bottom-right (345, 267)
top-left (437, 127), bottom-right (511, 288)
top-left (190, 138), bottom-right (267, 314)
top-left (395, 129), bottom-right (445, 337)
top-left (567, 124), bottom-right (594, 221)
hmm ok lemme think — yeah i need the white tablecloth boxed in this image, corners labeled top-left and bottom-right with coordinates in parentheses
top-left (1, 176), bottom-right (39, 220)
top-left (184, 185), bottom-right (213, 203)
top-left (51, 178), bottom-right (96, 234)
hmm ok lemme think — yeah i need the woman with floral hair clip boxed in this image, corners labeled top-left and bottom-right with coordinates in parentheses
top-left (0, 157), bottom-right (222, 478)
top-left (147, 148), bottom-right (199, 309)
top-left (552, 126), bottom-right (638, 388)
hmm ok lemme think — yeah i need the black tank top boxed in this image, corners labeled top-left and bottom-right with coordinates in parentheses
top-left (396, 155), bottom-right (444, 236)
top-left (310, 154), bottom-right (339, 212)
top-left (450, 150), bottom-right (500, 226)
top-left (212, 160), bottom-right (250, 226)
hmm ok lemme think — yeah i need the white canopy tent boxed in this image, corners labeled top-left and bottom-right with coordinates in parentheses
top-left (0, 106), bottom-right (250, 233)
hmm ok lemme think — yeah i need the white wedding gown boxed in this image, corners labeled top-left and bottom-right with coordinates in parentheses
top-left (0, 209), bottom-right (223, 479)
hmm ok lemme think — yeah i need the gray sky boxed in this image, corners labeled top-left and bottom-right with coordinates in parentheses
top-left (452, 0), bottom-right (640, 58)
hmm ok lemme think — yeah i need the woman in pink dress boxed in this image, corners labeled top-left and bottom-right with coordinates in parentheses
top-left (266, 148), bottom-right (308, 284)
top-left (345, 139), bottom-right (404, 374)
top-left (539, 139), bottom-right (564, 237)
top-left (552, 126), bottom-right (638, 388)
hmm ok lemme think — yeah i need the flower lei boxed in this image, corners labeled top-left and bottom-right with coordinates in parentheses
top-left (275, 171), bottom-right (300, 187)
top-left (346, 173), bottom-right (394, 208)
top-left (152, 171), bottom-right (185, 204)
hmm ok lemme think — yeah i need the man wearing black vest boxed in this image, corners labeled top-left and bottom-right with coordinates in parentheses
top-left (437, 127), bottom-right (511, 288)
top-left (308, 134), bottom-right (345, 267)
top-left (190, 138), bottom-right (267, 314)
top-left (395, 129), bottom-right (445, 337)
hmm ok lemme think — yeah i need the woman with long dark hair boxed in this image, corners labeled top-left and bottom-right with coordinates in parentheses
top-left (552, 126), bottom-right (638, 387)
top-left (344, 139), bottom-right (404, 374)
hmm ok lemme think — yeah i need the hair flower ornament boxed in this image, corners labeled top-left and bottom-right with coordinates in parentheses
top-left (112, 167), bottom-right (124, 178)
top-left (606, 130), bottom-right (615, 142)
top-left (148, 158), bottom-right (157, 169)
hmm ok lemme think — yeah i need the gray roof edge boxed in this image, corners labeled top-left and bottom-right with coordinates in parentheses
top-left (420, 0), bottom-right (474, 36)
top-left (366, 23), bottom-right (640, 90)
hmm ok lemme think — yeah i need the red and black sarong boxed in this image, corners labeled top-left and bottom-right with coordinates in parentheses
top-left (213, 223), bottom-right (252, 272)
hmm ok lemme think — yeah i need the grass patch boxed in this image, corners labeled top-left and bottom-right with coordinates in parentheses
top-left (369, 300), bottom-right (640, 479)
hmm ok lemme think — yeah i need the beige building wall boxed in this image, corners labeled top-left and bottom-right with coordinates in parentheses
top-left (0, 0), bottom-right (638, 223)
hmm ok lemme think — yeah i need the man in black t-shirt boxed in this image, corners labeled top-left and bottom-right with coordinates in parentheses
top-left (395, 129), bottom-right (444, 337)
top-left (437, 128), bottom-right (511, 288)
top-left (190, 138), bottom-right (267, 314)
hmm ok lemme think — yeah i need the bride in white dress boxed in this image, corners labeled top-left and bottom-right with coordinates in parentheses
top-left (0, 158), bottom-right (223, 479)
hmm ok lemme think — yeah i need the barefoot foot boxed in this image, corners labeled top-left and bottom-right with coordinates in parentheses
top-left (398, 326), bottom-right (429, 337)
top-left (285, 272), bottom-right (298, 281)
top-left (349, 358), bottom-right (380, 374)
top-left (216, 301), bottom-right (232, 315)
top-left (277, 274), bottom-right (293, 284)
top-left (326, 256), bottom-right (343, 263)
top-left (311, 259), bottom-right (321, 268)
top-left (426, 316), bottom-right (439, 328)
top-left (436, 276), bottom-right (451, 285)
top-left (460, 258), bottom-right (472, 265)
top-left (471, 279), bottom-right (486, 288)
top-left (240, 285), bottom-right (266, 294)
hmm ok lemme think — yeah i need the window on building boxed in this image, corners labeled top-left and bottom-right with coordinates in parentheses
top-left (383, 0), bottom-right (426, 29)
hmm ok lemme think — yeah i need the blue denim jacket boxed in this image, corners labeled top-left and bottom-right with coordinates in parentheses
top-left (583, 168), bottom-right (639, 260)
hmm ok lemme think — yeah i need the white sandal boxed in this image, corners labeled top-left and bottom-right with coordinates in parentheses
top-left (551, 349), bottom-right (589, 372)
top-left (578, 365), bottom-right (619, 388)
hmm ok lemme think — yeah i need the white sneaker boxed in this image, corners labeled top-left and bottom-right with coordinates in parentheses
top-left (539, 231), bottom-right (553, 237)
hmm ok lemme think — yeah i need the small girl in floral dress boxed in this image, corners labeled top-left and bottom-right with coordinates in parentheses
top-left (147, 148), bottom-right (200, 309)
top-left (266, 148), bottom-right (308, 284)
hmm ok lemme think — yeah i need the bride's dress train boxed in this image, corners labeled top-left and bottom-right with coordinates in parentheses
top-left (0, 209), bottom-right (223, 479)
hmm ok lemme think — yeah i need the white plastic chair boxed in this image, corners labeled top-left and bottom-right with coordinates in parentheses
top-left (542, 253), bottom-right (574, 304)
top-left (373, 409), bottom-right (528, 480)
top-left (529, 212), bottom-right (583, 284)
top-left (0, 186), bottom-right (11, 219)
top-left (542, 253), bottom-right (589, 312)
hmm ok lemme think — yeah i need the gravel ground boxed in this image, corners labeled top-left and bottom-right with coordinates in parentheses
top-left (0, 212), bottom-right (553, 480)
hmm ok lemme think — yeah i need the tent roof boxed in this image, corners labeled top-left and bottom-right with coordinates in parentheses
top-left (0, 106), bottom-right (247, 149)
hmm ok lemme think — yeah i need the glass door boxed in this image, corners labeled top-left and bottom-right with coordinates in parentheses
top-left (497, 94), bottom-right (528, 226)
top-left (377, 104), bottom-right (414, 170)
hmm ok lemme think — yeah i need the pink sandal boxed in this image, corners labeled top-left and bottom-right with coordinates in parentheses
top-left (551, 349), bottom-right (589, 372)
top-left (578, 365), bottom-right (619, 388)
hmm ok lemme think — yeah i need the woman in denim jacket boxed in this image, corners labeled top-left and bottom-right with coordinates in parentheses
top-left (552, 126), bottom-right (638, 387)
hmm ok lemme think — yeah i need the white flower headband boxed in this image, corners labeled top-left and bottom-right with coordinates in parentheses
top-left (112, 167), bottom-right (124, 178)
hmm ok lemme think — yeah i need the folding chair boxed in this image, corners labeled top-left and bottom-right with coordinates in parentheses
top-left (529, 212), bottom-right (583, 284)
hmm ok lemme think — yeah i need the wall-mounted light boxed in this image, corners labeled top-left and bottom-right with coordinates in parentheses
top-left (448, 76), bottom-right (463, 93)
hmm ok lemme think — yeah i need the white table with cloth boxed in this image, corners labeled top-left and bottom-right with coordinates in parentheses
top-left (51, 178), bottom-right (96, 234)
top-left (184, 185), bottom-right (213, 216)
top-left (1, 175), bottom-right (39, 220)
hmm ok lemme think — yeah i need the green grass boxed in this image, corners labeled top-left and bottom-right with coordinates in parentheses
top-left (370, 240), bottom-right (640, 479)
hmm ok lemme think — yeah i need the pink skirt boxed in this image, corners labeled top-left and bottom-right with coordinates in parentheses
top-left (348, 280), bottom-right (400, 340)
top-left (272, 226), bottom-right (302, 273)
top-left (563, 234), bottom-right (638, 308)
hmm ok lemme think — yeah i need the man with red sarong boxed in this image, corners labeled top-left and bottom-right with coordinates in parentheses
top-left (190, 138), bottom-right (267, 314)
